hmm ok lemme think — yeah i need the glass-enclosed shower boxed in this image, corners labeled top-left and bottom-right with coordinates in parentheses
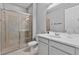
top-left (0, 8), bottom-right (32, 54)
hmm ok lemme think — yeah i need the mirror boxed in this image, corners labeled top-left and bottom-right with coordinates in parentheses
top-left (46, 3), bottom-right (79, 34)
top-left (65, 4), bottom-right (79, 34)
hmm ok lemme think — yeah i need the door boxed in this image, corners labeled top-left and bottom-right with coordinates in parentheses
top-left (38, 41), bottom-right (48, 55)
top-left (2, 10), bottom-right (19, 54)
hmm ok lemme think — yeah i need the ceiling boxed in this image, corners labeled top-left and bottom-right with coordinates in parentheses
top-left (12, 3), bottom-right (32, 8)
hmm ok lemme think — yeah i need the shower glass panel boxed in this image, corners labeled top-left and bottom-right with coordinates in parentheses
top-left (19, 14), bottom-right (32, 48)
top-left (0, 9), bottom-right (2, 54)
top-left (0, 9), bottom-right (32, 54)
top-left (19, 14), bottom-right (27, 48)
top-left (2, 10), bottom-right (19, 54)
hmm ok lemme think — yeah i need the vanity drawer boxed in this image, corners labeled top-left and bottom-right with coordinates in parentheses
top-left (38, 37), bottom-right (48, 44)
top-left (49, 46), bottom-right (68, 55)
top-left (49, 40), bottom-right (75, 55)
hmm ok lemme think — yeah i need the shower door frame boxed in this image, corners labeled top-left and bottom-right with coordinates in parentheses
top-left (0, 9), bottom-right (33, 55)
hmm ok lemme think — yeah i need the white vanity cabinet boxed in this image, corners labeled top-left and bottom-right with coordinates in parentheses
top-left (38, 41), bottom-right (48, 55)
top-left (38, 37), bottom-right (48, 55)
top-left (49, 40), bottom-right (76, 55)
top-left (37, 35), bottom-right (79, 55)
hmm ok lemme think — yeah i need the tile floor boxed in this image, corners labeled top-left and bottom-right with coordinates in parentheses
top-left (6, 47), bottom-right (38, 55)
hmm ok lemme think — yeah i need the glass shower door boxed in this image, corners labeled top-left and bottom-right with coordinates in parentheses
top-left (2, 10), bottom-right (19, 54)
top-left (19, 14), bottom-right (27, 48)
top-left (19, 14), bottom-right (32, 48)
top-left (0, 10), bottom-right (32, 54)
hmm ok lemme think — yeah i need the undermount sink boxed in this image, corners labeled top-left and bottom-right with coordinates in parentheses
top-left (46, 34), bottom-right (61, 38)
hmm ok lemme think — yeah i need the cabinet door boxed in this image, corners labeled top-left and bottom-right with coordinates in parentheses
top-left (0, 9), bottom-right (2, 54)
top-left (38, 41), bottom-right (48, 55)
top-left (49, 47), bottom-right (68, 55)
top-left (49, 40), bottom-right (75, 54)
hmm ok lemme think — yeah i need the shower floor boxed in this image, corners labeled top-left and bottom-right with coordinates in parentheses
top-left (6, 46), bottom-right (38, 55)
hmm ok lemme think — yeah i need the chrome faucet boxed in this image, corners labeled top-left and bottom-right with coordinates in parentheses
top-left (55, 32), bottom-right (59, 36)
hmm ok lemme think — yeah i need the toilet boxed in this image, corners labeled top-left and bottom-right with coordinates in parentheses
top-left (27, 41), bottom-right (38, 54)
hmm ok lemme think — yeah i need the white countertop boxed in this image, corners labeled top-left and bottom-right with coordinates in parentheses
top-left (37, 34), bottom-right (79, 48)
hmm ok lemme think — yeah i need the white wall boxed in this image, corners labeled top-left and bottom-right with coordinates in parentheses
top-left (27, 4), bottom-right (36, 39)
top-left (36, 3), bottom-right (49, 34)
top-left (65, 5), bottom-right (79, 34)
top-left (0, 3), bottom-right (3, 9)
top-left (48, 8), bottom-right (65, 32)
top-left (27, 4), bottom-right (33, 14)
top-left (32, 4), bottom-right (36, 38)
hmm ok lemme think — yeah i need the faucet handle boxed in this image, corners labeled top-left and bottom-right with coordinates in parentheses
top-left (55, 32), bottom-right (59, 36)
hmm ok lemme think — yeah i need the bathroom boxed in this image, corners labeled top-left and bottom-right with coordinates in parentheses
top-left (0, 3), bottom-right (79, 55)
